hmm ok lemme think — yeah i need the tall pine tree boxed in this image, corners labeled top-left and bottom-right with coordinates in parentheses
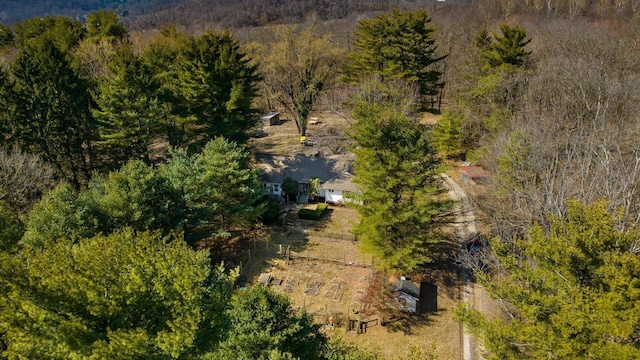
top-left (345, 9), bottom-right (445, 109)
top-left (349, 97), bottom-right (449, 272)
top-left (167, 31), bottom-right (259, 150)
top-left (457, 199), bottom-right (640, 359)
top-left (93, 47), bottom-right (166, 168)
top-left (9, 38), bottom-right (94, 188)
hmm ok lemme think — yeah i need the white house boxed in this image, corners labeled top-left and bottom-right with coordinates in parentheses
top-left (256, 153), bottom-right (359, 204)
top-left (260, 161), bottom-right (285, 199)
top-left (319, 173), bottom-right (359, 204)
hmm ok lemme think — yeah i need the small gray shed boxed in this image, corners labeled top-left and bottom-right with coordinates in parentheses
top-left (261, 112), bottom-right (280, 126)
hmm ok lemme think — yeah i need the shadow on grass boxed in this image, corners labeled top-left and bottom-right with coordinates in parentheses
top-left (417, 240), bottom-right (464, 299)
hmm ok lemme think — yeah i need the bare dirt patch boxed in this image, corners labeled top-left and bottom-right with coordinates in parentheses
top-left (249, 111), bottom-right (353, 156)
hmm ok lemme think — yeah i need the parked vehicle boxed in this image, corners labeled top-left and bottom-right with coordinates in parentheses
top-left (301, 138), bottom-right (317, 146)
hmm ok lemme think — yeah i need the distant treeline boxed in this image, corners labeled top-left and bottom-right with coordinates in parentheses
top-left (5, 0), bottom-right (640, 31)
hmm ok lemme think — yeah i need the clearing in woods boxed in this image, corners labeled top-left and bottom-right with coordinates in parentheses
top-left (243, 111), bottom-right (467, 359)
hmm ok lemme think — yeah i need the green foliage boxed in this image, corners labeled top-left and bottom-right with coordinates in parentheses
top-left (92, 46), bottom-right (166, 167)
top-left (0, 229), bottom-right (233, 359)
top-left (323, 335), bottom-right (380, 360)
top-left (346, 9), bottom-right (445, 108)
top-left (162, 137), bottom-right (266, 241)
top-left (13, 15), bottom-right (85, 54)
top-left (298, 203), bottom-right (328, 220)
top-left (8, 36), bottom-right (94, 188)
top-left (309, 177), bottom-right (321, 198)
top-left (167, 31), bottom-right (260, 149)
top-left (213, 286), bottom-right (325, 360)
top-left (349, 101), bottom-right (449, 272)
top-left (22, 138), bottom-right (264, 248)
top-left (456, 25), bottom-right (531, 150)
top-left (457, 199), bottom-right (640, 359)
top-left (429, 109), bottom-right (463, 156)
top-left (89, 160), bottom-right (186, 235)
top-left (85, 10), bottom-right (126, 40)
top-left (261, 201), bottom-right (282, 225)
top-left (0, 23), bottom-right (14, 49)
top-left (22, 183), bottom-right (101, 249)
top-left (480, 25), bottom-right (531, 69)
top-left (1, 14), bottom-right (262, 177)
top-left (351, 78), bottom-right (420, 117)
top-left (282, 177), bottom-right (299, 199)
top-left (0, 201), bottom-right (24, 252)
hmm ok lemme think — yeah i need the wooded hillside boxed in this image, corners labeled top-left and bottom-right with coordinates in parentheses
top-left (1, 1), bottom-right (640, 358)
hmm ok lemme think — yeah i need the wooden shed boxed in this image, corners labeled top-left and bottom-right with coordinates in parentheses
top-left (261, 112), bottom-right (280, 126)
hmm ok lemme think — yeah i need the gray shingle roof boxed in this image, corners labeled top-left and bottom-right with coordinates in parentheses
top-left (256, 153), bottom-right (358, 192)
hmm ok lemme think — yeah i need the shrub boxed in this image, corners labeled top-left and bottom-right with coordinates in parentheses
top-left (261, 200), bottom-right (282, 225)
top-left (298, 203), bottom-right (328, 220)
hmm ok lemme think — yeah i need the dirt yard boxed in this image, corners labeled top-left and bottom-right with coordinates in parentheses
top-left (241, 205), bottom-right (464, 360)
top-left (249, 110), bottom-right (352, 156)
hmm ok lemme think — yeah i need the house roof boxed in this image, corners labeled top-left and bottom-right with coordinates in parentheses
top-left (261, 112), bottom-right (280, 120)
top-left (393, 280), bottom-right (420, 298)
top-left (260, 161), bottom-right (284, 184)
top-left (321, 174), bottom-right (359, 192)
top-left (256, 153), bottom-right (359, 192)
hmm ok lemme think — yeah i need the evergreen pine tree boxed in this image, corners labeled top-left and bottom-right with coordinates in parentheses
top-left (346, 9), bottom-right (445, 109)
top-left (349, 99), bottom-right (449, 272)
top-left (10, 38), bottom-right (94, 187)
top-left (93, 47), bottom-right (166, 167)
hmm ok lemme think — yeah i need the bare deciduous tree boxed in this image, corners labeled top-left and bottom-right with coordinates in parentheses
top-left (249, 25), bottom-right (343, 136)
top-left (0, 149), bottom-right (55, 213)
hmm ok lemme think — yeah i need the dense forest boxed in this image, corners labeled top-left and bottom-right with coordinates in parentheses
top-left (0, 0), bottom-right (639, 358)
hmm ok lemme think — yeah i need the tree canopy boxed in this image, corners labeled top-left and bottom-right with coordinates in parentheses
top-left (212, 286), bottom-right (325, 360)
top-left (166, 31), bottom-right (260, 150)
top-left (1, 229), bottom-right (233, 359)
top-left (22, 138), bottom-right (265, 248)
top-left (92, 46), bottom-right (166, 168)
top-left (349, 84), bottom-right (450, 272)
top-left (457, 199), bottom-right (640, 359)
top-left (345, 9), bottom-right (445, 109)
top-left (0, 13), bottom-right (262, 184)
top-left (7, 36), bottom-right (94, 188)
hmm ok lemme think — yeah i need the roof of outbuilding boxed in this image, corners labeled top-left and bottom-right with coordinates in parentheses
top-left (261, 112), bottom-right (280, 119)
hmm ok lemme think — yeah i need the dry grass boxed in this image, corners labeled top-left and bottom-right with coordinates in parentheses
top-left (249, 111), bottom-right (352, 155)
top-left (420, 112), bottom-right (442, 125)
top-left (242, 206), bottom-right (465, 360)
